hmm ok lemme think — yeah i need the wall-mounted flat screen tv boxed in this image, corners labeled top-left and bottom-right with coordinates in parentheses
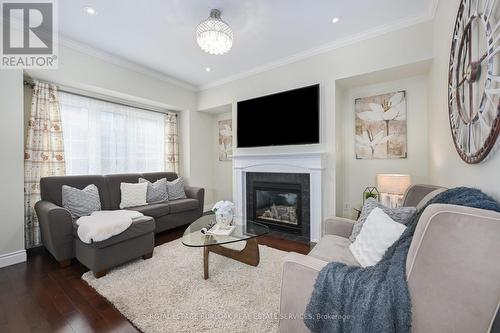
top-left (236, 84), bottom-right (320, 148)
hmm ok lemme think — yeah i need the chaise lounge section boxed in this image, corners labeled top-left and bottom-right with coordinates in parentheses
top-left (35, 172), bottom-right (204, 277)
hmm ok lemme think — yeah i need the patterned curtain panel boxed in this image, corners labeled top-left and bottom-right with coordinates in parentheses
top-left (24, 81), bottom-right (66, 248)
top-left (164, 112), bottom-right (179, 174)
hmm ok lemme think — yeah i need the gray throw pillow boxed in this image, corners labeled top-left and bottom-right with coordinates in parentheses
top-left (62, 184), bottom-right (101, 218)
top-left (349, 198), bottom-right (416, 242)
top-left (167, 177), bottom-right (187, 200)
top-left (139, 177), bottom-right (168, 203)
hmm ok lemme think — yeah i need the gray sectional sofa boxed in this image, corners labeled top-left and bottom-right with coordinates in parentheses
top-left (35, 172), bottom-right (204, 277)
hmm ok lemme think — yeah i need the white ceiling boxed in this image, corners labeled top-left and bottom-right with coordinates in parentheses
top-left (59, 0), bottom-right (435, 90)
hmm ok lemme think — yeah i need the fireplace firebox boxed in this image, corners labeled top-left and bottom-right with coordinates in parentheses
top-left (253, 182), bottom-right (302, 234)
top-left (246, 172), bottom-right (310, 243)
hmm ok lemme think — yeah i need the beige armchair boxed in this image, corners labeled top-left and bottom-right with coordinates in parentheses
top-left (279, 185), bottom-right (500, 333)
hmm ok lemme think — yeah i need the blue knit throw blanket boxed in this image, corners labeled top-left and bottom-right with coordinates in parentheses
top-left (304, 187), bottom-right (500, 333)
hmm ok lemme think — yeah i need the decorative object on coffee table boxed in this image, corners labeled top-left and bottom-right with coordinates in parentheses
top-left (355, 91), bottom-right (407, 159)
top-left (182, 215), bottom-right (269, 279)
top-left (377, 174), bottom-right (411, 208)
top-left (212, 200), bottom-right (235, 226)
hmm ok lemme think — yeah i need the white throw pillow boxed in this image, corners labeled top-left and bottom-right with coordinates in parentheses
top-left (349, 207), bottom-right (406, 267)
top-left (119, 182), bottom-right (148, 209)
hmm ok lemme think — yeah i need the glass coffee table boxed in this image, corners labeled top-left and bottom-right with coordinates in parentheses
top-left (182, 215), bottom-right (269, 279)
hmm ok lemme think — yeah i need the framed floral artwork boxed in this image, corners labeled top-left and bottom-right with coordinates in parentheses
top-left (218, 119), bottom-right (233, 161)
top-left (355, 91), bottom-right (407, 159)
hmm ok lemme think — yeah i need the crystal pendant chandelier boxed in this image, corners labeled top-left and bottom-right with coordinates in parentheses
top-left (196, 9), bottom-right (233, 55)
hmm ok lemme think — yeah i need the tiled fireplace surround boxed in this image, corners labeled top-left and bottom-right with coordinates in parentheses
top-left (233, 152), bottom-right (326, 243)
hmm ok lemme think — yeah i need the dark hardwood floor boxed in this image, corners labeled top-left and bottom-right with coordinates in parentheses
top-left (0, 227), bottom-right (310, 333)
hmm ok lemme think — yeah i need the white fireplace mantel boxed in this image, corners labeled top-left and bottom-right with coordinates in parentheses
top-left (233, 152), bottom-right (327, 242)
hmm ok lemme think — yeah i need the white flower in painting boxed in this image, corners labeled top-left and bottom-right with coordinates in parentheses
top-left (357, 92), bottom-right (405, 122)
top-left (356, 130), bottom-right (393, 157)
top-left (219, 124), bottom-right (232, 139)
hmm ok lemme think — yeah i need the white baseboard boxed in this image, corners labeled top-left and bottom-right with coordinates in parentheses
top-left (0, 250), bottom-right (27, 268)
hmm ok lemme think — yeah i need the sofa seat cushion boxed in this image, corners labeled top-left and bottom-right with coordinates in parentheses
top-left (169, 198), bottom-right (199, 213)
top-left (128, 202), bottom-right (170, 218)
top-left (74, 216), bottom-right (155, 249)
top-left (308, 235), bottom-right (360, 266)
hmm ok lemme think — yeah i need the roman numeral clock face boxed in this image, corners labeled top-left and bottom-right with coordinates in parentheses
top-left (449, 0), bottom-right (500, 163)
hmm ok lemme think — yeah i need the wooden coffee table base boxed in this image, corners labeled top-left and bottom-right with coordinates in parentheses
top-left (203, 237), bottom-right (260, 280)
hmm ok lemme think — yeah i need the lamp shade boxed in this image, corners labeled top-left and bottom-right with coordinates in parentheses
top-left (377, 174), bottom-right (411, 195)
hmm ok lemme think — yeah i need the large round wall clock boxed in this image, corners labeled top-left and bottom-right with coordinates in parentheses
top-left (448, 0), bottom-right (500, 164)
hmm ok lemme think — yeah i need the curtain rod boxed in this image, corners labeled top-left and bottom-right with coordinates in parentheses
top-left (24, 79), bottom-right (178, 117)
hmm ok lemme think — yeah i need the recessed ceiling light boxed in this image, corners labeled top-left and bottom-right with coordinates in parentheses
top-left (205, 67), bottom-right (211, 72)
top-left (332, 17), bottom-right (340, 23)
top-left (83, 6), bottom-right (96, 15)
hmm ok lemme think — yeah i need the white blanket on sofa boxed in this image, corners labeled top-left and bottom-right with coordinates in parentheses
top-left (76, 210), bottom-right (144, 244)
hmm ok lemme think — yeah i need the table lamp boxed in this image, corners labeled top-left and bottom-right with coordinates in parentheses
top-left (377, 174), bottom-right (411, 208)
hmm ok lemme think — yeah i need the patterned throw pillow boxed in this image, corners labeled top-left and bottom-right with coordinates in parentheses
top-left (349, 198), bottom-right (416, 242)
top-left (62, 184), bottom-right (101, 218)
top-left (139, 177), bottom-right (168, 203)
top-left (119, 182), bottom-right (148, 209)
top-left (167, 177), bottom-right (187, 200)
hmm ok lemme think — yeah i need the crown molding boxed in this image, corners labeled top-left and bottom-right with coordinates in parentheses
top-left (199, 6), bottom-right (438, 91)
top-left (59, 37), bottom-right (198, 91)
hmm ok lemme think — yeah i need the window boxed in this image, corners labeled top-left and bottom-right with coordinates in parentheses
top-left (59, 92), bottom-right (168, 175)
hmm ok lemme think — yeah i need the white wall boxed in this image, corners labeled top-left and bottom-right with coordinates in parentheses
top-left (194, 110), bottom-right (234, 210)
top-left (198, 21), bottom-right (434, 219)
top-left (187, 110), bottom-right (216, 206)
top-left (0, 70), bottom-right (26, 266)
top-left (338, 75), bottom-right (430, 218)
top-left (212, 112), bottom-right (233, 205)
top-left (428, 0), bottom-right (500, 199)
top-left (334, 85), bottom-right (346, 218)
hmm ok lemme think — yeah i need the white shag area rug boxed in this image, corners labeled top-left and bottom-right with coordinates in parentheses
top-left (82, 239), bottom-right (287, 333)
